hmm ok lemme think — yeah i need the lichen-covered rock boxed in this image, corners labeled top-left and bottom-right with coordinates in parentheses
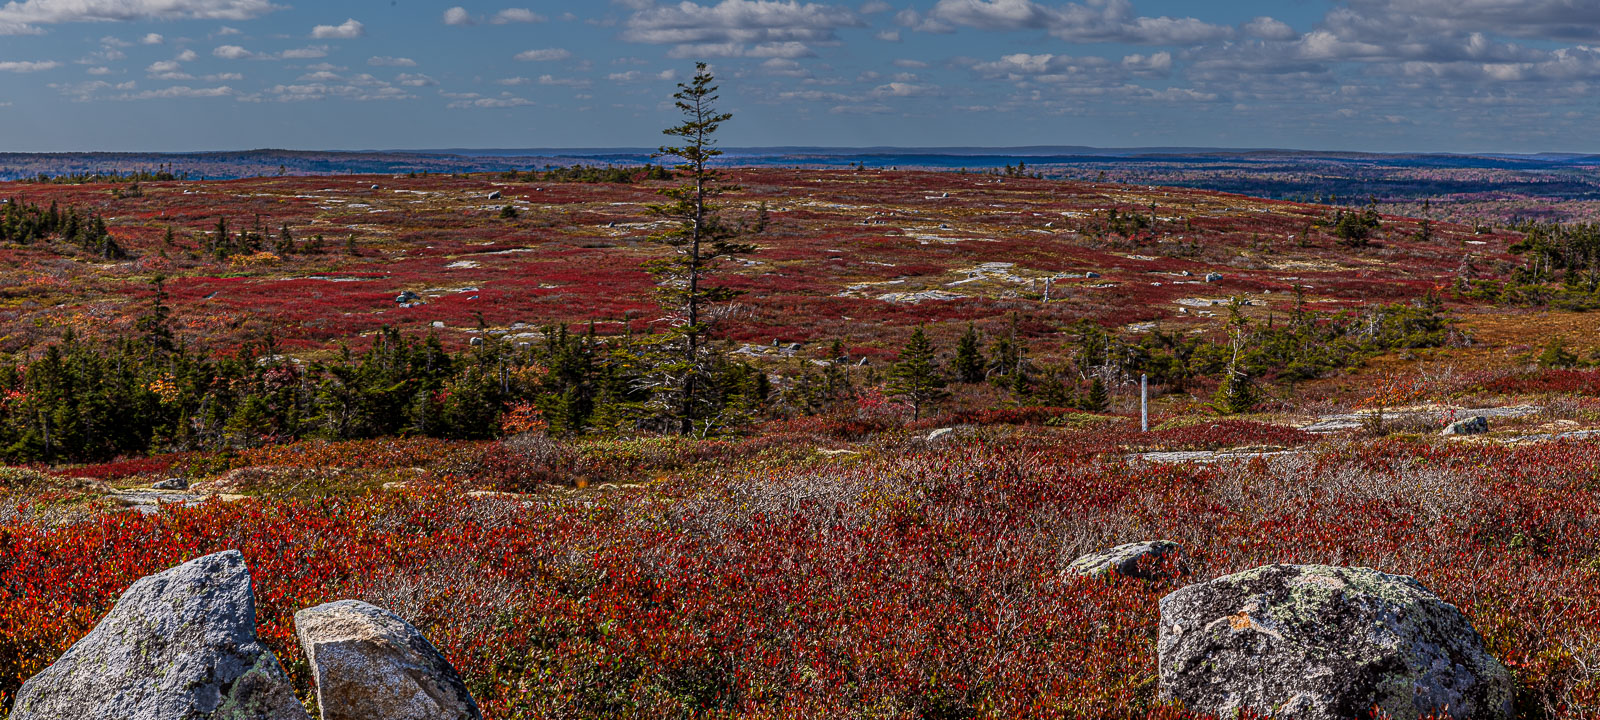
top-left (295, 600), bottom-right (481, 720)
top-left (10, 550), bottom-right (308, 720)
top-left (1443, 416), bottom-right (1489, 436)
top-left (1158, 564), bottom-right (1511, 720)
top-left (1067, 540), bottom-right (1179, 579)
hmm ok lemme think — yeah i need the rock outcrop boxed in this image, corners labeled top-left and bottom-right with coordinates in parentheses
top-left (295, 600), bottom-right (481, 720)
top-left (1443, 416), bottom-right (1489, 436)
top-left (1067, 540), bottom-right (1180, 579)
top-left (1158, 564), bottom-right (1512, 720)
top-left (10, 550), bottom-right (308, 720)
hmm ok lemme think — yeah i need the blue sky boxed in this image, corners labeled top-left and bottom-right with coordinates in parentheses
top-left (0, 0), bottom-right (1598, 153)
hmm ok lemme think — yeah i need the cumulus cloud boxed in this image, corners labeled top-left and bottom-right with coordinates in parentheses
top-left (447, 92), bottom-right (533, 108)
top-left (492, 8), bottom-right (545, 24)
top-left (212, 44), bottom-right (326, 60)
top-left (0, 60), bottom-right (59, 72)
top-left (666, 40), bottom-right (814, 58)
top-left (280, 46), bottom-right (328, 59)
top-left (369, 56), bottom-right (416, 67)
top-left (622, 0), bottom-right (862, 57)
top-left (141, 32), bottom-right (163, 44)
top-left (311, 18), bottom-right (363, 39)
top-left (395, 72), bottom-right (436, 86)
top-left (116, 84), bottom-right (234, 100)
top-left (905, 0), bottom-right (1230, 45)
top-left (0, 0), bottom-right (282, 35)
top-left (247, 73), bottom-right (411, 102)
top-left (443, 6), bottom-right (473, 25)
top-left (1345, 0), bottom-right (1600, 42)
top-left (514, 48), bottom-right (571, 61)
top-left (1241, 16), bottom-right (1295, 41)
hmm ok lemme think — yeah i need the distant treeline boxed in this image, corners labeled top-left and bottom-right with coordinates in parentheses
top-left (499, 164), bottom-right (673, 183)
top-left (20, 167), bottom-right (186, 184)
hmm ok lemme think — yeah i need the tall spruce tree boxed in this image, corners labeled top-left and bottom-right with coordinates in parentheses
top-left (645, 62), bottom-right (758, 434)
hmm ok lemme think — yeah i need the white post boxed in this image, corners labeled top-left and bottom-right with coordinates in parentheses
top-left (1141, 373), bottom-right (1149, 432)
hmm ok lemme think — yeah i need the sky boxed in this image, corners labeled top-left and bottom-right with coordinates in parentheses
top-left (0, 0), bottom-right (1598, 153)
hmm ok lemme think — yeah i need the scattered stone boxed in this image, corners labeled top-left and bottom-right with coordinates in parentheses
top-left (1204, 272), bottom-right (1224, 283)
top-left (370, 184), bottom-right (380, 190)
top-left (1085, 271), bottom-right (1101, 278)
top-left (432, 321), bottom-right (445, 328)
top-left (1443, 416), bottom-right (1489, 436)
top-left (152, 477), bottom-right (189, 490)
top-left (469, 337), bottom-right (484, 347)
top-left (487, 190), bottom-right (502, 200)
top-left (296, 600), bottom-right (483, 720)
top-left (1158, 564), bottom-right (1512, 720)
top-left (926, 427), bottom-right (955, 443)
top-left (11, 551), bottom-right (307, 720)
top-left (395, 291), bottom-right (419, 304)
top-left (1067, 540), bottom-right (1179, 579)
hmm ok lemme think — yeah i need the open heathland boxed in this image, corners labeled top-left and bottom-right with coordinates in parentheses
top-left (4, 167), bottom-right (1600, 719)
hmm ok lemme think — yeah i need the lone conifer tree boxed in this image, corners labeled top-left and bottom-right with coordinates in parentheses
top-left (953, 323), bottom-right (985, 383)
top-left (646, 62), bottom-right (757, 434)
top-left (889, 327), bottom-right (946, 421)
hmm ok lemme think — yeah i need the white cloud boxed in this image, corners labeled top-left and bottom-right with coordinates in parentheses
top-left (0, 0), bottom-right (282, 35)
top-left (395, 72), bottom-right (436, 86)
top-left (212, 44), bottom-right (325, 60)
top-left (667, 40), bottom-right (814, 58)
top-left (280, 46), bottom-right (328, 59)
top-left (0, 60), bottom-right (59, 72)
top-left (538, 74), bottom-right (590, 87)
top-left (492, 8), bottom-right (545, 24)
top-left (515, 48), bottom-right (571, 61)
top-left (448, 93), bottom-right (534, 108)
top-left (622, 0), bottom-right (862, 57)
top-left (250, 76), bottom-right (411, 102)
top-left (916, 0), bottom-right (1231, 45)
top-left (443, 6), bottom-right (473, 25)
top-left (369, 56), bottom-right (416, 67)
top-left (141, 32), bottom-right (163, 44)
top-left (176, 49), bottom-right (198, 61)
top-left (311, 18), bottom-right (363, 39)
top-left (873, 81), bottom-right (933, 97)
top-left (1242, 17), bottom-right (1296, 41)
top-left (1122, 51), bottom-right (1170, 73)
top-left (146, 60), bottom-right (182, 73)
top-left (86, 65), bottom-right (110, 74)
top-left (115, 84), bottom-right (234, 100)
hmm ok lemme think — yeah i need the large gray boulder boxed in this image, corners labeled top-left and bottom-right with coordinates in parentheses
top-left (295, 600), bottom-right (481, 720)
top-left (1443, 416), bottom-right (1489, 436)
top-left (1067, 540), bottom-right (1180, 580)
top-left (1158, 564), bottom-right (1512, 720)
top-left (10, 550), bottom-right (308, 720)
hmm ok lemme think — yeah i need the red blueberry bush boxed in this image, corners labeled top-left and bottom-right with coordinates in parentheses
top-left (3, 435), bottom-right (1599, 718)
